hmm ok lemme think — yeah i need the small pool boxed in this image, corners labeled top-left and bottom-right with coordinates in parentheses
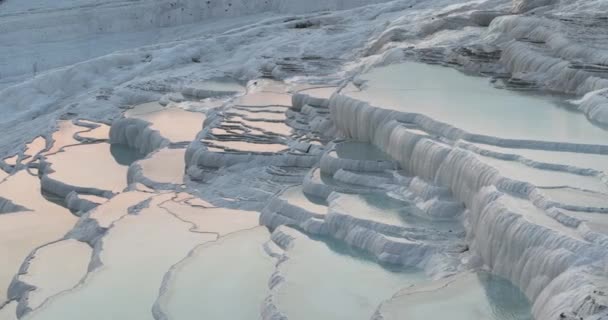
top-left (335, 141), bottom-right (392, 161)
top-left (330, 192), bottom-right (462, 232)
top-left (46, 143), bottom-right (140, 192)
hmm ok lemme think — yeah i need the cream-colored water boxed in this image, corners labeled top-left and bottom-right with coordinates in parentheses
top-left (161, 200), bottom-right (259, 235)
top-left (139, 148), bottom-right (186, 185)
top-left (46, 143), bottom-right (129, 193)
top-left (127, 103), bottom-right (205, 143)
top-left (19, 239), bottom-right (92, 309)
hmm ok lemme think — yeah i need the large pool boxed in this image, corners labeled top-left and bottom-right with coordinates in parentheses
top-left (378, 272), bottom-right (533, 320)
top-left (345, 62), bottom-right (608, 145)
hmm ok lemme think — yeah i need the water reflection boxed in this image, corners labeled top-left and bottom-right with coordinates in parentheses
top-left (110, 144), bottom-right (144, 166)
top-left (479, 272), bottom-right (534, 320)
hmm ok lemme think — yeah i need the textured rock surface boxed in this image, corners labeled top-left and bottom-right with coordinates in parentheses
top-left (2, 0), bottom-right (608, 319)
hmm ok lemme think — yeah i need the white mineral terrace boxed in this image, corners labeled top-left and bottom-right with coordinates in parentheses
top-left (1, 66), bottom-right (607, 320)
top-left (2, 0), bottom-right (608, 318)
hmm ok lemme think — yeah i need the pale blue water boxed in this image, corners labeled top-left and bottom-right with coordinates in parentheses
top-left (335, 141), bottom-right (392, 160)
top-left (276, 228), bottom-right (426, 320)
top-left (331, 192), bottom-right (462, 232)
top-left (479, 273), bottom-right (534, 320)
top-left (163, 227), bottom-right (274, 320)
top-left (346, 62), bottom-right (608, 145)
top-left (381, 272), bottom-right (533, 320)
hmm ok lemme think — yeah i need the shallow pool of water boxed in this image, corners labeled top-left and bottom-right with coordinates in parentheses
top-left (137, 148), bottom-right (184, 184)
top-left (204, 140), bottom-right (288, 153)
top-left (160, 200), bottom-right (259, 235)
top-left (378, 272), bottom-right (533, 320)
top-left (346, 62), bottom-right (608, 145)
top-left (126, 105), bottom-right (205, 143)
top-left (27, 196), bottom-right (213, 320)
top-left (161, 227), bottom-right (273, 320)
top-left (539, 187), bottom-right (608, 208)
top-left (189, 79), bottom-right (246, 94)
top-left (471, 143), bottom-right (608, 174)
top-left (330, 192), bottom-right (460, 232)
top-left (275, 227), bottom-right (425, 320)
top-left (46, 143), bottom-right (138, 192)
top-left (472, 153), bottom-right (608, 193)
top-left (77, 123), bottom-right (110, 140)
top-left (19, 239), bottom-right (91, 310)
top-left (335, 141), bottom-right (392, 161)
top-left (236, 92), bottom-right (292, 107)
top-left (0, 171), bottom-right (75, 304)
top-left (45, 121), bottom-right (92, 154)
